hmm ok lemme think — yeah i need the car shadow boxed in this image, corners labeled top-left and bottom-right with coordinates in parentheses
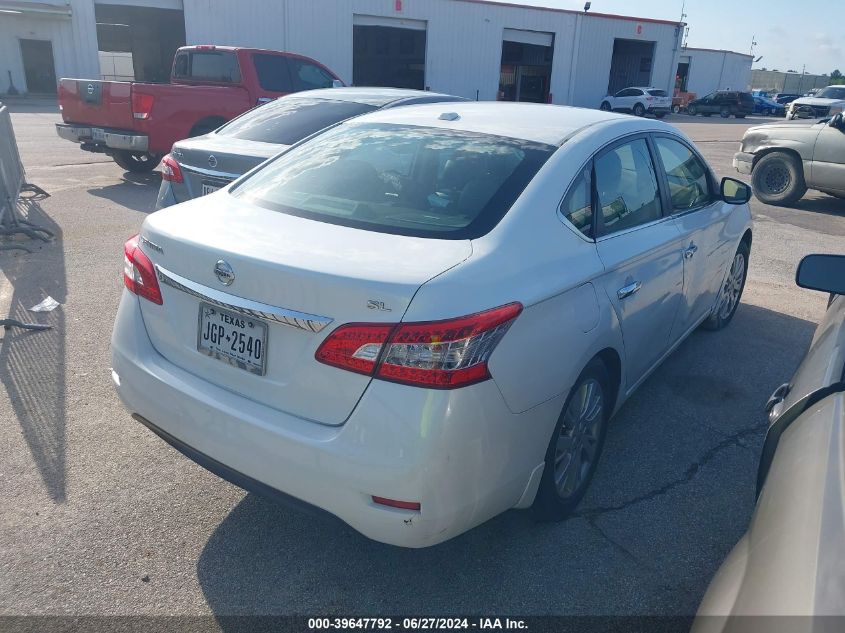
top-left (0, 199), bottom-right (67, 503)
top-left (789, 194), bottom-right (845, 217)
top-left (194, 302), bottom-right (819, 618)
top-left (87, 171), bottom-right (161, 214)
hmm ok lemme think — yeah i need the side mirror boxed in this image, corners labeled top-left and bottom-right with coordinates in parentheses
top-left (796, 254), bottom-right (845, 295)
top-left (332, 79), bottom-right (344, 88)
top-left (830, 113), bottom-right (844, 129)
top-left (720, 177), bottom-right (751, 205)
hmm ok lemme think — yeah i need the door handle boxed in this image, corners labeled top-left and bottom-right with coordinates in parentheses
top-left (684, 242), bottom-right (699, 259)
top-left (617, 281), bottom-right (642, 300)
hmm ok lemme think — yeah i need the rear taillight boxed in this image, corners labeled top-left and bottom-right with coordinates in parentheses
top-left (160, 154), bottom-right (183, 183)
top-left (315, 303), bottom-right (522, 389)
top-left (131, 92), bottom-right (154, 120)
top-left (123, 235), bottom-right (162, 305)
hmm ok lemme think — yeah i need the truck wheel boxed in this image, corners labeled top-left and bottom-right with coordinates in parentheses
top-left (672, 104), bottom-right (681, 114)
top-left (113, 151), bottom-right (161, 173)
top-left (751, 152), bottom-right (807, 206)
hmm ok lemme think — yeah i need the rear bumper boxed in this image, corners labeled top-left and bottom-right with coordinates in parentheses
top-left (733, 151), bottom-right (754, 175)
top-left (110, 293), bottom-right (556, 547)
top-left (55, 122), bottom-right (149, 153)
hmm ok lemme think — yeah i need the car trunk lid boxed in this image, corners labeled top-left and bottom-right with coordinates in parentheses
top-left (136, 193), bottom-right (472, 426)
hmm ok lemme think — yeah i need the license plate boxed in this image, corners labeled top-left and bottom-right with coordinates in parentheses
top-left (91, 127), bottom-right (106, 142)
top-left (201, 182), bottom-right (221, 196)
top-left (197, 303), bottom-right (267, 375)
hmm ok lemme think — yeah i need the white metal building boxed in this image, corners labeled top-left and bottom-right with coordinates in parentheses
top-left (675, 47), bottom-right (752, 97)
top-left (1, 0), bottom-right (687, 108)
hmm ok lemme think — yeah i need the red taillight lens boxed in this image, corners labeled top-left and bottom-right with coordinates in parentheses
top-left (160, 154), bottom-right (183, 183)
top-left (315, 303), bottom-right (522, 389)
top-left (131, 92), bottom-right (154, 120)
top-left (123, 235), bottom-right (162, 305)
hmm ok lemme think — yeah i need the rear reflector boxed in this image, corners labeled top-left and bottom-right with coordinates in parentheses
top-left (123, 234), bottom-right (162, 305)
top-left (131, 92), bottom-right (154, 120)
top-left (160, 154), bottom-right (184, 183)
top-left (372, 496), bottom-right (421, 511)
top-left (315, 303), bottom-right (522, 389)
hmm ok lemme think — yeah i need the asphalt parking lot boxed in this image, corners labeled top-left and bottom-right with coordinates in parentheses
top-left (2, 104), bottom-right (844, 619)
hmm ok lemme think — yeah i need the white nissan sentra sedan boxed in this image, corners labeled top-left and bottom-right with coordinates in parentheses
top-left (112, 102), bottom-right (753, 547)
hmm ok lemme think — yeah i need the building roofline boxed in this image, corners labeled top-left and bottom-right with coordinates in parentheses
top-left (683, 46), bottom-right (754, 59)
top-left (453, 0), bottom-right (685, 27)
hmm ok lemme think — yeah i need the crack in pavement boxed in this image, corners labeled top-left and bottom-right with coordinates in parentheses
top-left (574, 421), bottom-right (768, 521)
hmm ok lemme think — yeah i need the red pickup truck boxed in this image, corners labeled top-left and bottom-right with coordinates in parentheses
top-left (55, 45), bottom-right (341, 172)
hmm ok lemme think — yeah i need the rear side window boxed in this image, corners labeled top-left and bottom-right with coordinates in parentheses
top-left (253, 54), bottom-right (292, 92)
top-left (216, 97), bottom-right (376, 145)
top-left (560, 166), bottom-right (593, 238)
top-left (647, 89), bottom-right (667, 97)
top-left (232, 123), bottom-right (555, 239)
top-left (595, 138), bottom-right (662, 236)
top-left (654, 137), bottom-right (712, 211)
top-left (287, 59), bottom-right (335, 91)
top-left (174, 51), bottom-right (241, 83)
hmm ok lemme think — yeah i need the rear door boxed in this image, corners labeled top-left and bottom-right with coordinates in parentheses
top-left (593, 136), bottom-right (686, 387)
top-left (811, 121), bottom-right (845, 195)
top-left (652, 134), bottom-right (733, 340)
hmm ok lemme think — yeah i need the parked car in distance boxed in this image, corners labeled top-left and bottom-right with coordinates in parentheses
top-left (752, 95), bottom-right (785, 117)
top-left (113, 103), bottom-right (753, 547)
top-left (694, 254), bottom-right (845, 627)
top-left (787, 85), bottom-right (845, 120)
top-left (156, 87), bottom-right (468, 210)
top-left (599, 87), bottom-right (671, 118)
top-left (772, 93), bottom-right (800, 105)
top-left (733, 112), bottom-right (845, 205)
top-left (672, 90), bottom-right (697, 114)
top-left (55, 45), bottom-right (341, 172)
top-left (686, 91), bottom-right (754, 118)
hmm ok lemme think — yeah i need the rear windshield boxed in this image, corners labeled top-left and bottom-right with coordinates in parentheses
top-left (647, 90), bottom-right (667, 97)
top-left (173, 51), bottom-right (241, 83)
top-left (231, 123), bottom-right (556, 239)
top-left (215, 97), bottom-right (377, 145)
top-left (817, 87), bottom-right (845, 100)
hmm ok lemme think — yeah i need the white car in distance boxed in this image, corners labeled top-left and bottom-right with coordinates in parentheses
top-left (112, 103), bottom-right (753, 547)
top-left (600, 87), bottom-right (672, 118)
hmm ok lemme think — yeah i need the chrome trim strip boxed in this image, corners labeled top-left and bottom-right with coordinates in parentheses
top-left (155, 265), bottom-right (333, 333)
top-left (181, 163), bottom-right (241, 180)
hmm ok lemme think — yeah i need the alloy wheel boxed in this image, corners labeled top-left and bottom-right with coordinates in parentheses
top-left (554, 378), bottom-right (604, 499)
top-left (717, 253), bottom-right (746, 320)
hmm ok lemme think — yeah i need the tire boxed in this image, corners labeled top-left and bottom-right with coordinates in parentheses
top-left (767, 108), bottom-right (775, 117)
top-left (532, 359), bottom-right (612, 521)
top-left (751, 152), bottom-right (807, 205)
top-left (112, 150), bottom-right (161, 173)
top-left (672, 104), bottom-right (681, 114)
top-left (720, 106), bottom-right (731, 118)
top-left (702, 241), bottom-right (750, 331)
top-left (687, 105), bottom-right (698, 116)
top-left (600, 101), bottom-right (612, 112)
top-left (632, 103), bottom-right (646, 117)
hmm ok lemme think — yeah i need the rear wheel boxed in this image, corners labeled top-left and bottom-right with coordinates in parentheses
top-left (632, 103), bottom-right (646, 117)
top-left (672, 104), bottom-right (681, 114)
top-left (720, 106), bottom-right (731, 118)
top-left (751, 152), bottom-right (806, 205)
top-left (702, 241), bottom-right (749, 331)
top-left (600, 101), bottom-right (611, 112)
top-left (112, 150), bottom-right (161, 173)
top-left (533, 359), bottom-right (611, 521)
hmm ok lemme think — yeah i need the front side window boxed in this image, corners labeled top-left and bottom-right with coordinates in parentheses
top-left (594, 138), bottom-right (662, 236)
top-left (654, 137), bottom-right (712, 211)
top-left (560, 166), bottom-right (593, 238)
top-left (232, 123), bottom-right (555, 239)
top-left (215, 97), bottom-right (376, 145)
top-left (288, 59), bottom-right (335, 91)
top-left (817, 87), bottom-right (845, 100)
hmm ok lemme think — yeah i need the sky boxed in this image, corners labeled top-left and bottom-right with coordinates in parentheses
top-left (514, 0), bottom-right (843, 76)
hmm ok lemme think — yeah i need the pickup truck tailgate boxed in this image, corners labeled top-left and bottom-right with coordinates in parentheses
top-left (59, 79), bottom-right (134, 129)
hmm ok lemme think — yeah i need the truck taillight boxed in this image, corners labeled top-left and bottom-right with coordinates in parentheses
top-left (161, 154), bottom-right (184, 183)
top-left (123, 235), bottom-right (162, 305)
top-left (315, 303), bottom-right (522, 389)
top-left (131, 92), bottom-right (154, 120)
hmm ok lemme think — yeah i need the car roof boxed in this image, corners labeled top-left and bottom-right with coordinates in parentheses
top-left (342, 102), bottom-right (632, 146)
top-left (286, 87), bottom-right (466, 107)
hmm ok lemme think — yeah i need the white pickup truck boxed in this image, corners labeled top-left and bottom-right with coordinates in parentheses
top-left (787, 85), bottom-right (845, 120)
